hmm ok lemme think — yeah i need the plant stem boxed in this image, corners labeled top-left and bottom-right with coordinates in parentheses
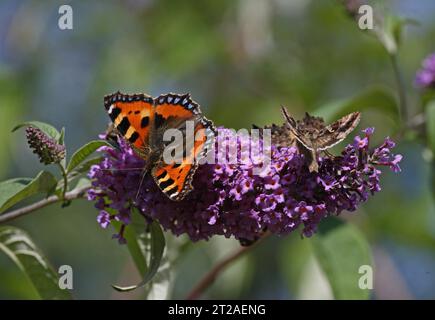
top-left (186, 232), bottom-right (270, 300)
top-left (57, 163), bottom-right (68, 203)
top-left (0, 185), bottom-right (89, 224)
top-left (390, 54), bottom-right (409, 122)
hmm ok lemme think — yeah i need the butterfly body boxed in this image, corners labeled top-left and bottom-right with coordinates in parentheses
top-left (104, 92), bottom-right (215, 201)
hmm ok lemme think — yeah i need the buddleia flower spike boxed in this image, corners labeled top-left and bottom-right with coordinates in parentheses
top-left (25, 127), bottom-right (66, 165)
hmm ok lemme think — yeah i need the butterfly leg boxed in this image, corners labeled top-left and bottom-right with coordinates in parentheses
top-left (134, 158), bottom-right (153, 202)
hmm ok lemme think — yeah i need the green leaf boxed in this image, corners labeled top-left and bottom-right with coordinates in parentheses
top-left (55, 177), bottom-right (92, 199)
top-left (318, 87), bottom-right (397, 120)
top-left (66, 140), bottom-right (110, 173)
top-left (387, 16), bottom-right (417, 49)
top-left (12, 121), bottom-right (61, 141)
top-left (377, 15), bottom-right (418, 54)
top-left (112, 221), bottom-right (166, 292)
top-left (119, 216), bottom-right (148, 276)
top-left (70, 157), bottom-right (103, 175)
top-left (66, 157), bottom-right (103, 185)
top-left (426, 101), bottom-right (435, 153)
top-left (315, 87), bottom-right (398, 123)
top-left (73, 177), bottom-right (92, 190)
top-left (279, 233), bottom-right (313, 295)
top-left (421, 89), bottom-right (435, 108)
top-left (145, 256), bottom-right (171, 299)
top-left (58, 127), bottom-right (65, 145)
top-left (0, 171), bottom-right (57, 214)
top-left (0, 226), bottom-right (72, 299)
top-left (310, 218), bottom-right (372, 300)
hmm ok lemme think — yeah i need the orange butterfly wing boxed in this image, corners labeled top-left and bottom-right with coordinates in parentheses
top-left (151, 93), bottom-right (215, 200)
top-left (104, 92), bottom-right (154, 153)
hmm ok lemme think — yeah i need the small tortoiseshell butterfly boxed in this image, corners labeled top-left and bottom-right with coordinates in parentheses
top-left (104, 92), bottom-right (215, 201)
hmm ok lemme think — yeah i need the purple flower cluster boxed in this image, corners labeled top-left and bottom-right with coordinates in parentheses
top-left (415, 53), bottom-right (435, 89)
top-left (88, 127), bottom-right (401, 243)
top-left (25, 127), bottom-right (66, 165)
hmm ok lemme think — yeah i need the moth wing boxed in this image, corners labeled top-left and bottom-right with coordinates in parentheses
top-left (317, 111), bottom-right (361, 150)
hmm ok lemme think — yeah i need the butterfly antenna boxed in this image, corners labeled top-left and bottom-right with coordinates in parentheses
top-left (100, 167), bottom-right (146, 172)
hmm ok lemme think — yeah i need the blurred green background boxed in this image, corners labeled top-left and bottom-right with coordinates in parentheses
top-left (0, 0), bottom-right (434, 299)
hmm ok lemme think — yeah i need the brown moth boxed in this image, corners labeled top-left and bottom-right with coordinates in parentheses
top-left (280, 106), bottom-right (361, 172)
